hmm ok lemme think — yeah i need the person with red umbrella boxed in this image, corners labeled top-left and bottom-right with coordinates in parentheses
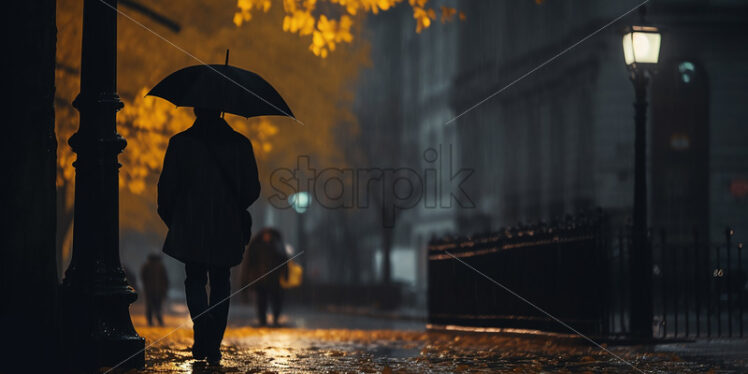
top-left (151, 51), bottom-right (294, 365)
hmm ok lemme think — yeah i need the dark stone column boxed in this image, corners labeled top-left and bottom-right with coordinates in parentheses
top-left (4, 0), bottom-right (59, 371)
top-left (61, 0), bottom-right (144, 369)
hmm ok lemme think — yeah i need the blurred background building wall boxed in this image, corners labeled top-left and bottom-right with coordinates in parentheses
top-left (344, 0), bottom-right (748, 310)
top-left (447, 0), bottom-right (748, 243)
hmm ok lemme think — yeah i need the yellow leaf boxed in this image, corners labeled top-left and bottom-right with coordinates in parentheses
top-left (234, 0), bottom-right (460, 57)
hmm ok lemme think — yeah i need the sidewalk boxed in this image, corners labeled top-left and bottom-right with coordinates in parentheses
top-left (655, 339), bottom-right (748, 370)
top-left (121, 302), bottom-right (748, 373)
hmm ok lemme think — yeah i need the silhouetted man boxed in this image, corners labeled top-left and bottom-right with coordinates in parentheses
top-left (242, 228), bottom-right (288, 326)
top-left (140, 254), bottom-right (169, 326)
top-left (158, 107), bottom-right (260, 364)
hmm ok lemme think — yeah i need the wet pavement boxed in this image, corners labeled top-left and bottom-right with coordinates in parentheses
top-left (114, 304), bottom-right (748, 373)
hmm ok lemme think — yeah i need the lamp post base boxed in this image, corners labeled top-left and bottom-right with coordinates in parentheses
top-left (93, 334), bottom-right (145, 370)
top-left (61, 268), bottom-right (145, 370)
top-left (92, 292), bottom-right (145, 369)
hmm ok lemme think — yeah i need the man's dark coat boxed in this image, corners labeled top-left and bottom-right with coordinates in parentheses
top-left (158, 117), bottom-right (260, 267)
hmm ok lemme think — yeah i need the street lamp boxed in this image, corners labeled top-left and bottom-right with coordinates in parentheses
top-left (622, 8), bottom-right (661, 338)
top-left (289, 192), bottom-right (310, 273)
top-left (289, 191), bottom-right (311, 214)
top-left (622, 26), bottom-right (661, 68)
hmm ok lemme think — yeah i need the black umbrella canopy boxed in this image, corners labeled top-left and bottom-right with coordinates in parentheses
top-left (147, 64), bottom-right (294, 119)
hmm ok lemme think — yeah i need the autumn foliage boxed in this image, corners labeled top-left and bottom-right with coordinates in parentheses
top-left (55, 0), bottom-right (369, 264)
top-left (54, 0), bottom-right (461, 270)
top-left (233, 0), bottom-right (462, 57)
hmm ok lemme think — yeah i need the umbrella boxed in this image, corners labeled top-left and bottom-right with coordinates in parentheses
top-left (147, 51), bottom-right (293, 119)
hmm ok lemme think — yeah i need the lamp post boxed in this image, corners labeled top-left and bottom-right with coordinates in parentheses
top-left (622, 9), bottom-right (661, 338)
top-left (61, 0), bottom-right (144, 369)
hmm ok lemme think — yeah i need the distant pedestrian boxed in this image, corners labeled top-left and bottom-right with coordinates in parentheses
top-left (242, 228), bottom-right (288, 326)
top-left (158, 107), bottom-right (261, 364)
top-left (140, 254), bottom-right (169, 326)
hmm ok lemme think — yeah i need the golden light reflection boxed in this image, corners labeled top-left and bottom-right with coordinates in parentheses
top-left (130, 315), bottom-right (699, 373)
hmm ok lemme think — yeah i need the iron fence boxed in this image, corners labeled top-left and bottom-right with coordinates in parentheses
top-left (428, 212), bottom-right (747, 339)
top-left (648, 227), bottom-right (744, 338)
top-left (428, 212), bottom-right (609, 335)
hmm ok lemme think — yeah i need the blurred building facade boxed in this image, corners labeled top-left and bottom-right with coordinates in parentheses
top-left (451, 0), bottom-right (748, 241)
top-left (348, 0), bottom-right (748, 309)
top-left (245, 1), bottom-right (748, 311)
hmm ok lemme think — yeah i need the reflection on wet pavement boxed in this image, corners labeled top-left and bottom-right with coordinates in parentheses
top-left (121, 312), bottom-right (746, 373)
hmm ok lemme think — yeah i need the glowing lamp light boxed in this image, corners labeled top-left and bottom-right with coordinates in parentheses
top-left (622, 25), bottom-right (661, 68)
top-left (289, 192), bottom-right (311, 214)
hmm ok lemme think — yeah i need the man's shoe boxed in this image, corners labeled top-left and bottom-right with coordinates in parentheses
top-left (206, 352), bottom-right (221, 366)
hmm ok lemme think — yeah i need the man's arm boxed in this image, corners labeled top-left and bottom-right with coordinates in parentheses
top-left (157, 138), bottom-right (178, 227)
